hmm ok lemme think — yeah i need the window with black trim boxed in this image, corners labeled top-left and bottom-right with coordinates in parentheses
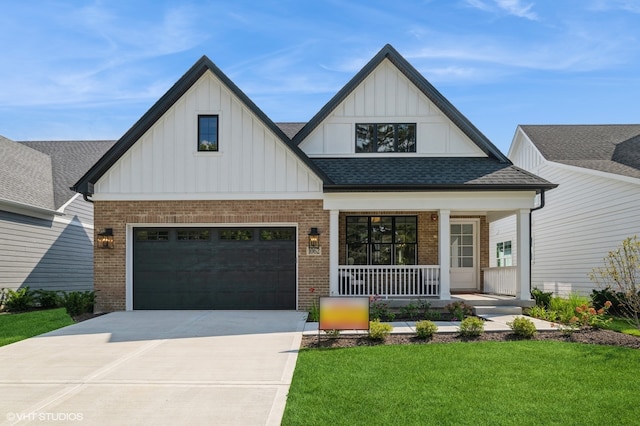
top-left (220, 229), bottom-right (253, 241)
top-left (136, 230), bottom-right (169, 241)
top-left (346, 216), bottom-right (417, 265)
top-left (177, 229), bottom-right (210, 241)
top-left (260, 228), bottom-right (295, 241)
top-left (198, 115), bottom-right (219, 151)
top-left (356, 123), bottom-right (416, 153)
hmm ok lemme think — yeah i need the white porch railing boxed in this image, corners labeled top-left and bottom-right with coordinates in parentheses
top-left (338, 265), bottom-right (440, 298)
top-left (483, 266), bottom-right (517, 296)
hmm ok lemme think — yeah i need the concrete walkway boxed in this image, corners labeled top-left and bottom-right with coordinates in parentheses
top-left (303, 314), bottom-right (557, 335)
top-left (0, 311), bottom-right (307, 426)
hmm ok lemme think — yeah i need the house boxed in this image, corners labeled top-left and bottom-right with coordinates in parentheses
top-left (490, 125), bottom-right (640, 297)
top-left (0, 136), bottom-right (115, 293)
top-left (72, 44), bottom-right (556, 312)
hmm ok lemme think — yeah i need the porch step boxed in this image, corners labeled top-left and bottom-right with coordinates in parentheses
top-left (473, 305), bottom-right (522, 316)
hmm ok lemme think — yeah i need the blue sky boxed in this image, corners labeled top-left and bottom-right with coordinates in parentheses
top-left (1, 0), bottom-right (639, 153)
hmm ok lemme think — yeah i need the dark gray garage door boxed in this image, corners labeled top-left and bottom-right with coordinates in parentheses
top-left (133, 227), bottom-right (296, 310)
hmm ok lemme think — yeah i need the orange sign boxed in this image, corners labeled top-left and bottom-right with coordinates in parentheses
top-left (319, 297), bottom-right (370, 331)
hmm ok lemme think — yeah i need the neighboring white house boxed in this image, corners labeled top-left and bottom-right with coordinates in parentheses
top-left (0, 136), bottom-right (115, 293)
top-left (490, 125), bottom-right (640, 296)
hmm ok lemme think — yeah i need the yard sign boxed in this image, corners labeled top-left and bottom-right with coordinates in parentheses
top-left (319, 297), bottom-right (369, 331)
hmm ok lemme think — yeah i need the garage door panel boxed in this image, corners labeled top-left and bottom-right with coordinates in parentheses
top-left (133, 227), bottom-right (296, 310)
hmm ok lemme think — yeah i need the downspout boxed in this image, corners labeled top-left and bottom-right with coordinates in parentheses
top-left (529, 190), bottom-right (546, 296)
top-left (83, 193), bottom-right (94, 203)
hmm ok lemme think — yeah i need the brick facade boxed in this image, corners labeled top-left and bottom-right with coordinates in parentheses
top-left (94, 201), bottom-right (489, 312)
top-left (93, 199), bottom-right (329, 312)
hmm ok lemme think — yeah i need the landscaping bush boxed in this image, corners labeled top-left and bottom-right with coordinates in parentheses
top-left (591, 287), bottom-right (624, 316)
top-left (370, 296), bottom-right (395, 321)
top-left (458, 317), bottom-right (484, 337)
top-left (3, 287), bottom-right (35, 312)
top-left (531, 287), bottom-right (552, 308)
top-left (415, 320), bottom-right (438, 339)
top-left (400, 303), bottom-right (419, 320)
top-left (34, 289), bottom-right (62, 309)
top-left (507, 316), bottom-right (537, 338)
top-left (62, 291), bottom-right (95, 317)
top-left (590, 235), bottom-right (640, 329)
top-left (549, 294), bottom-right (591, 324)
top-left (369, 319), bottom-right (393, 340)
top-left (527, 305), bottom-right (558, 322)
top-left (445, 301), bottom-right (472, 321)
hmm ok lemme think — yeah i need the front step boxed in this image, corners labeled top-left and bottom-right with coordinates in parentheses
top-left (473, 305), bottom-right (523, 316)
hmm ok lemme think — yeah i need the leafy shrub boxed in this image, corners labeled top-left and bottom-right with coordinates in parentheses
top-left (549, 294), bottom-right (590, 324)
top-left (400, 303), bottom-right (419, 320)
top-left (591, 287), bottom-right (624, 316)
top-left (570, 302), bottom-right (612, 329)
top-left (369, 319), bottom-right (393, 340)
top-left (415, 320), bottom-right (438, 339)
top-left (324, 329), bottom-right (341, 338)
top-left (62, 291), bottom-right (95, 317)
top-left (528, 305), bottom-right (558, 322)
top-left (34, 289), bottom-right (62, 309)
top-left (3, 287), bottom-right (35, 312)
top-left (590, 235), bottom-right (640, 329)
top-left (507, 316), bottom-right (537, 338)
top-left (531, 287), bottom-right (552, 308)
top-left (370, 295), bottom-right (395, 321)
top-left (458, 317), bottom-right (484, 337)
top-left (445, 301), bottom-right (472, 321)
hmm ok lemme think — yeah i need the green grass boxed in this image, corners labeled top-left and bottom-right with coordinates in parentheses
top-left (0, 308), bottom-right (75, 347)
top-left (283, 342), bottom-right (640, 425)
top-left (603, 317), bottom-right (640, 336)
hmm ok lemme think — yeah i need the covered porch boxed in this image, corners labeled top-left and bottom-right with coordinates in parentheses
top-left (324, 193), bottom-right (535, 303)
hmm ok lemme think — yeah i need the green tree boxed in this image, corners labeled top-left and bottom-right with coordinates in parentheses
top-left (590, 235), bottom-right (640, 329)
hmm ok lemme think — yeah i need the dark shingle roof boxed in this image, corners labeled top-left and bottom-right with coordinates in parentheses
top-left (19, 141), bottom-right (116, 209)
top-left (520, 125), bottom-right (640, 179)
top-left (313, 157), bottom-right (556, 191)
top-left (276, 122), bottom-right (306, 139)
top-left (0, 135), bottom-right (54, 210)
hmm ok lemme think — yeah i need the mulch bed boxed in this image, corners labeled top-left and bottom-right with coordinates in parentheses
top-left (302, 328), bottom-right (640, 349)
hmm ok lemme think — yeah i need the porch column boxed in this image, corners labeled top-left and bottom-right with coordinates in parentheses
top-left (329, 209), bottom-right (340, 296)
top-left (515, 209), bottom-right (531, 300)
top-left (438, 209), bottom-right (451, 299)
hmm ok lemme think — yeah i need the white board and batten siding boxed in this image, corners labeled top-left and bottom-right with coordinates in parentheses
top-left (299, 59), bottom-right (487, 157)
top-left (94, 71), bottom-right (323, 200)
top-left (496, 129), bottom-right (640, 296)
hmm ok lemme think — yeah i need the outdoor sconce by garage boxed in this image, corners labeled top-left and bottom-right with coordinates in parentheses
top-left (307, 227), bottom-right (321, 255)
top-left (97, 228), bottom-right (114, 249)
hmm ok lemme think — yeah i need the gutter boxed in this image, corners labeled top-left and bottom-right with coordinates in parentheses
top-left (0, 198), bottom-right (63, 217)
top-left (83, 193), bottom-right (94, 204)
top-left (529, 190), bottom-right (546, 296)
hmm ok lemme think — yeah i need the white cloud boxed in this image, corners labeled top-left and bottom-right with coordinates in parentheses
top-left (464, 0), bottom-right (538, 20)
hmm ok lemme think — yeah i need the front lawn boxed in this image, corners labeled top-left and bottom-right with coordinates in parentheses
top-left (603, 317), bottom-right (640, 337)
top-left (283, 342), bottom-right (640, 425)
top-left (0, 308), bottom-right (75, 347)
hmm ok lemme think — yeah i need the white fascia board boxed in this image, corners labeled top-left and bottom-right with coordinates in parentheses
top-left (323, 191), bottom-right (537, 211)
top-left (91, 191), bottom-right (324, 201)
top-left (547, 161), bottom-right (640, 185)
top-left (56, 193), bottom-right (82, 213)
top-left (0, 198), bottom-right (61, 219)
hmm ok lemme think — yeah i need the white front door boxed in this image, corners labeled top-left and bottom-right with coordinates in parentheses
top-left (450, 220), bottom-right (479, 291)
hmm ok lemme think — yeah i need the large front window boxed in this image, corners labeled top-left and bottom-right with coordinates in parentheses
top-left (346, 216), bottom-right (417, 265)
top-left (496, 241), bottom-right (512, 267)
top-left (355, 123), bottom-right (416, 153)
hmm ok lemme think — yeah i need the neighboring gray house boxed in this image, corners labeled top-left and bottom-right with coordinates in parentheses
top-left (490, 125), bottom-right (640, 296)
top-left (0, 136), bottom-right (115, 292)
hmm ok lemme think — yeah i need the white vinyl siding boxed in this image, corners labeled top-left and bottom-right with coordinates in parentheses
top-left (299, 59), bottom-right (486, 157)
top-left (503, 128), bottom-right (640, 296)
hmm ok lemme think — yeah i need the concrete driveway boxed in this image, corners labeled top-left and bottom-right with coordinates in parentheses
top-left (0, 311), bottom-right (307, 426)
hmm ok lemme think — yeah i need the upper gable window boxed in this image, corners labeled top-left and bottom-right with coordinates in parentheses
top-left (356, 123), bottom-right (416, 153)
top-left (198, 115), bottom-right (219, 151)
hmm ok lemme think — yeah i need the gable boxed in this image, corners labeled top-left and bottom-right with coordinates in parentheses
top-left (92, 71), bottom-right (323, 200)
top-left (299, 59), bottom-right (485, 157)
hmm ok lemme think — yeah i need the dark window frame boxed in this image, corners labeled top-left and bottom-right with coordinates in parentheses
top-left (198, 115), bottom-right (219, 152)
top-left (355, 123), bottom-right (416, 153)
top-left (345, 216), bottom-right (417, 265)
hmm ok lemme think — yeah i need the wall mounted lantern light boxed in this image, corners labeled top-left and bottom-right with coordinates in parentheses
top-left (307, 227), bottom-right (321, 255)
top-left (97, 228), bottom-right (114, 249)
